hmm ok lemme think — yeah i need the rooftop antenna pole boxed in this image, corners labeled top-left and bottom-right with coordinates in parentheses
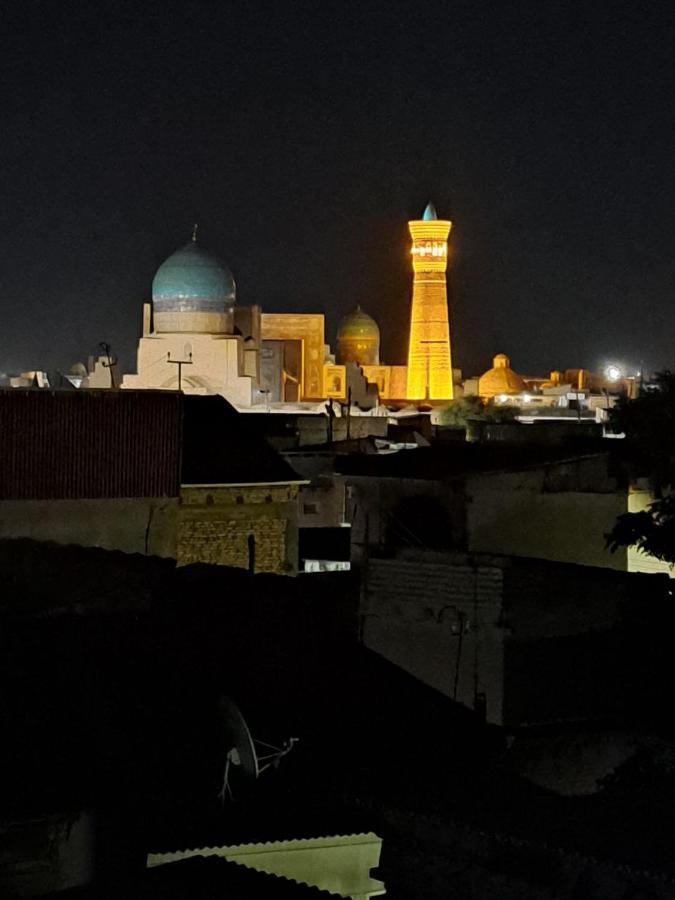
top-left (346, 387), bottom-right (352, 440)
top-left (99, 342), bottom-right (118, 389)
top-left (167, 351), bottom-right (193, 392)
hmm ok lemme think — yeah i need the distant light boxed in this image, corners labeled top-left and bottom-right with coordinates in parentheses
top-left (605, 364), bottom-right (622, 382)
top-left (497, 394), bottom-right (508, 404)
top-left (522, 393), bottom-right (531, 404)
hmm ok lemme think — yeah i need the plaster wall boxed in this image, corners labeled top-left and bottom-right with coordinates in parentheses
top-left (0, 498), bottom-right (178, 557)
top-left (123, 332), bottom-right (254, 407)
top-left (280, 453), bottom-right (346, 529)
top-left (465, 465), bottom-right (627, 571)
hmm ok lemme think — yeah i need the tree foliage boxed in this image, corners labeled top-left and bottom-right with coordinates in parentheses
top-left (609, 370), bottom-right (675, 495)
top-left (435, 396), bottom-right (519, 428)
top-left (606, 371), bottom-right (675, 565)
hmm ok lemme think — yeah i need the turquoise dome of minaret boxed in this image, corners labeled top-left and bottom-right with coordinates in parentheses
top-left (152, 230), bottom-right (236, 333)
top-left (422, 201), bottom-right (438, 221)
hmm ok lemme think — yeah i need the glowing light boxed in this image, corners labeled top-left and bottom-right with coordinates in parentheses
top-left (522, 393), bottom-right (531, 403)
top-left (411, 242), bottom-right (447, 257)
top-left (604, 364), bottom-right (622, 382)
top-left (497, 394), bottom-right (508, 404)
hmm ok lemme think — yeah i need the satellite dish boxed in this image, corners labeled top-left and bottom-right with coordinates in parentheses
top-left (216, 696), bottom-right (298, 803)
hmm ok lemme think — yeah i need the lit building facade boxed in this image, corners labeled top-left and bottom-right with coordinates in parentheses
top-left (110, 208), bottom-right (459, 408)
top-left (406, 203), bottom-right (454, 401)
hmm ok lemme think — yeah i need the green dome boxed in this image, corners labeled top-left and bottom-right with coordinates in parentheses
top-left (337, 306), bottom-right (380, 366)
top-left (337, 306), bottom-right (380, 341)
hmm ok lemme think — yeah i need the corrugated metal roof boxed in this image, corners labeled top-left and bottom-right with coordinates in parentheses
top-left (0, 390), bottom-right (182, 500)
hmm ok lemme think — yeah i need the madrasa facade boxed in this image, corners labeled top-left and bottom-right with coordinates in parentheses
top-left (119, 205), bottom-right (457, 409)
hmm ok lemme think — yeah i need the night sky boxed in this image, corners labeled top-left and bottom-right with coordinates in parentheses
top-left (2, 1), bottom-right (675, 379)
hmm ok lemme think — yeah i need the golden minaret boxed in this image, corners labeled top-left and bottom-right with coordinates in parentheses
top-left (406, 202), bottom-right (454, 400)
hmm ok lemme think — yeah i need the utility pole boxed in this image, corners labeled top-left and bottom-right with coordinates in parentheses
top-left (167, 351), bottom-right (193, 392)
top-left (99, 342), bottom-right (118, 389)
top-left (346, 386), bottom-right (352, 440)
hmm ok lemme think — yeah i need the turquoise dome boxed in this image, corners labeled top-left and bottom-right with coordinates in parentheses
top-left (152, 240), bottom-right (235, 317)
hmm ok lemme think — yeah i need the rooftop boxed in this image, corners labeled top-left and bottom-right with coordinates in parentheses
top-left (334, 441), bottom-right (619, 481)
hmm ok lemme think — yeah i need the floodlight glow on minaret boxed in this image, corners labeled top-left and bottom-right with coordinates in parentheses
top-left (406, 202), bottom-right (454, 400)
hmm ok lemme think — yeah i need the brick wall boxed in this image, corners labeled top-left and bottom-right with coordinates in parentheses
top-left (363, 554), bottom-right (505, 723)
top-left (177, 484), bottom-right (299, 574)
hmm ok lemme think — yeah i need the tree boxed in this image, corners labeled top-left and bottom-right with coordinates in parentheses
top-left (606, 371), bottom-right (675, 565)
top-left (435, 396), bottom-right (519, 428)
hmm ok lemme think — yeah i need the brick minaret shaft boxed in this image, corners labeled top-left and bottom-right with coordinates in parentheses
top-left (406, 202), bottom-right (454, 400)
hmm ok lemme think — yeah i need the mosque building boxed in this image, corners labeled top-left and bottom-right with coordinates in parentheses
top-left (25, 203), bottom-right (636, 420)
top-left (122, 232), bottom-right (255, 405)
top-left (120, 205), bottom-right (458, 409)
top-left (121, 227), bottom-right (339, 406)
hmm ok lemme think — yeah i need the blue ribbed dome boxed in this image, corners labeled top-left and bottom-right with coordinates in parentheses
top-left (152, 240), bottom-right (236, 316)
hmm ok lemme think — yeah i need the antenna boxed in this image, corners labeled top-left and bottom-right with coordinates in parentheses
top-left (99, 342), bottom-right (118, 389)
top-left (216, 696), bottom-right (298, 803)
top-left (167, 351), bottom-right (193, 392)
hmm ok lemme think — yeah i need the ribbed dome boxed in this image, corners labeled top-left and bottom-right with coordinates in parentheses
top-left (478, 353), bottom-right (527, 398)
top-left (152, 239), bottom-right (236, 334)
top-left (338, 306), bottom-right (380, 341)
top-left (337, 306), bottom-right (380, 366)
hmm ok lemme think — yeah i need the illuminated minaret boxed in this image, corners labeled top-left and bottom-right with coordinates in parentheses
top-left (406, 202), bottom-right (454, 400)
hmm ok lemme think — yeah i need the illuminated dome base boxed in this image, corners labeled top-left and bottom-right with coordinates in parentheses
top-left (153, 309), bottom-right (234, 334)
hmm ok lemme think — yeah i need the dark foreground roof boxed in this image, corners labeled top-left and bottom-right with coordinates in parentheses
top-left (0, 389), bottom-right (182, 499)
top-left (182, 396), bottom-right (303, 485)
top-left (335, 440), bottom-right (620, 481)
top-left (0, 390), bottom-right (301, 499)
top-left (52, 855), bottom-right (332, 900)
top-left (4, 542), bottom-right (675, 881)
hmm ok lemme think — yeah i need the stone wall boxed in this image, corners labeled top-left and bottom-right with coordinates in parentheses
top-left (177, 484), bottom-right (300, 574)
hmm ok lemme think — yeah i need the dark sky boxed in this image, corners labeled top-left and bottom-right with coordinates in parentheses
top-left (2, 1), bottom-right (675, 378)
